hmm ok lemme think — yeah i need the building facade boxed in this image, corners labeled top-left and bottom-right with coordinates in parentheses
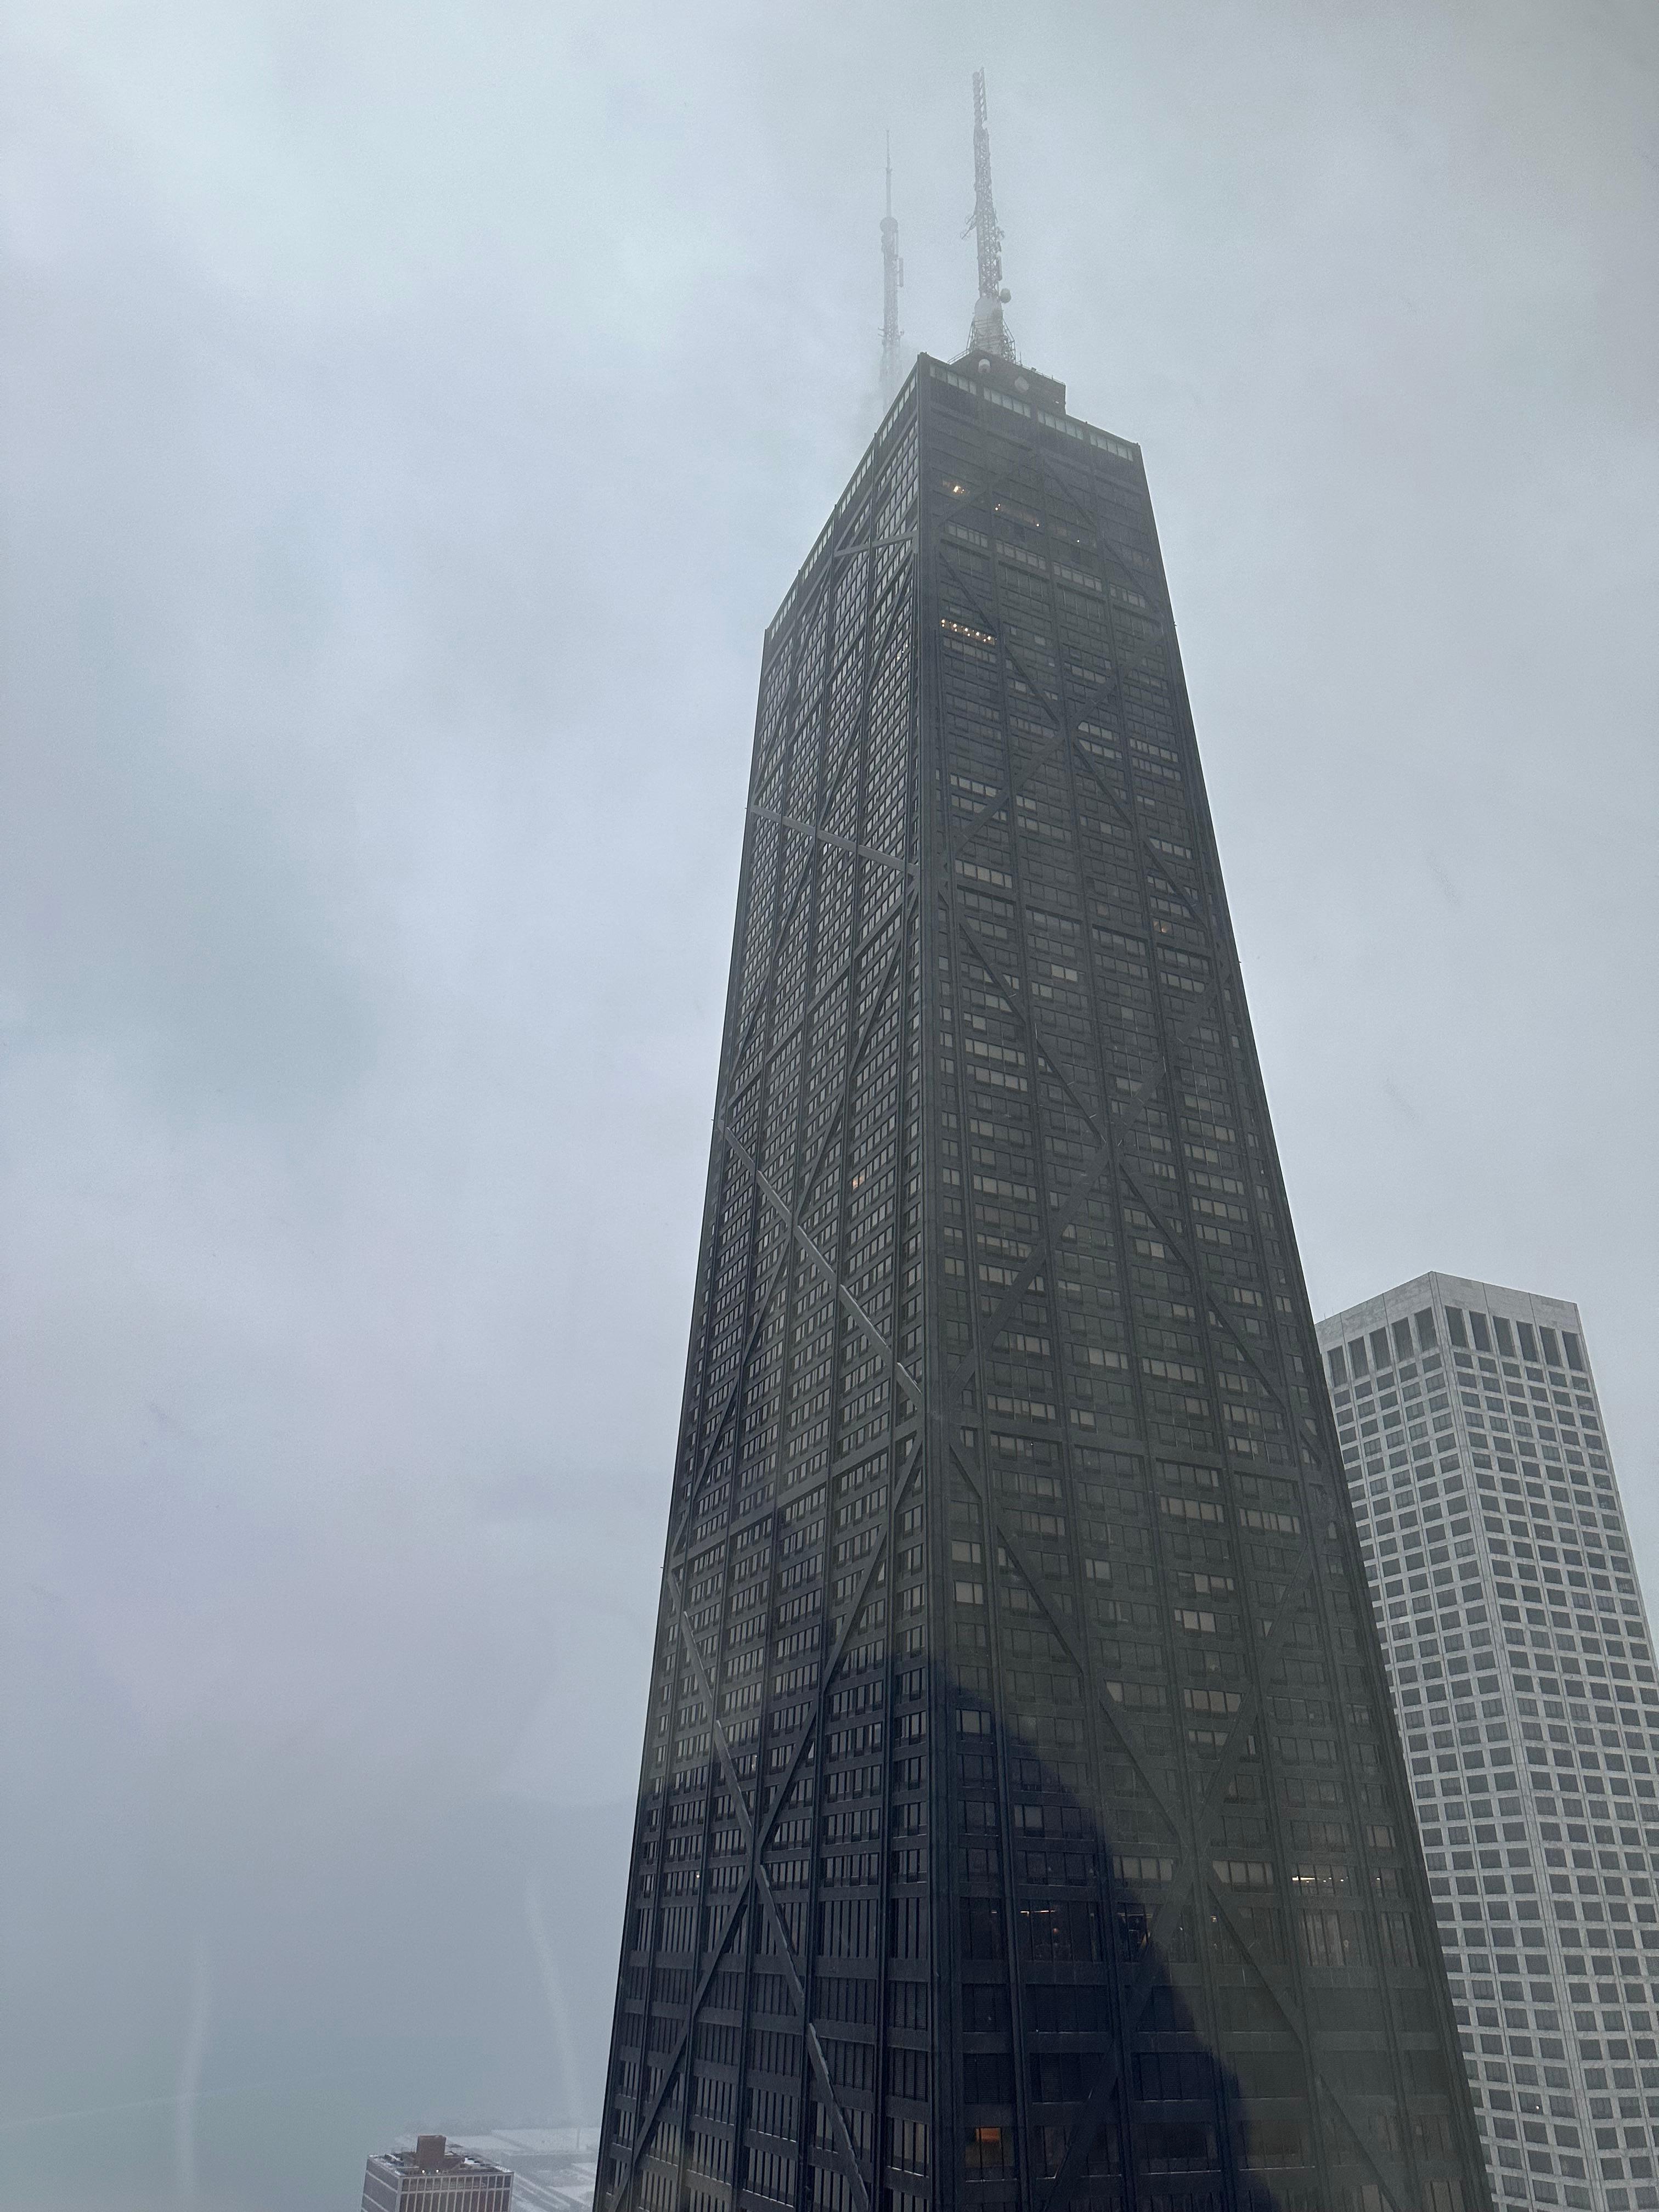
top-left (362, 2135), bottom-right (512, 2212)
top-left (594, 348), bottom-right (1489, 2212)
top-left (1317, 1274), bottom-right (1659, 2212)
top-left (420, 2130), bottom-right (598, 2212)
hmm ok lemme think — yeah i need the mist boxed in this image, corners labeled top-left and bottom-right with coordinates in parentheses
top-left (2, 2), bottom-right (1655, 2205)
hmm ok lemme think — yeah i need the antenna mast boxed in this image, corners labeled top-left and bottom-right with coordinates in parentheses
top-left (964, 69), bottom-right (1015, 361)
top-left (879, 136), bottom-right (903, 402)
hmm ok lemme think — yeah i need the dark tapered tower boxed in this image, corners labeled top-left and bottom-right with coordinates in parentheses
top-left (594, 105), bottom-right (1491, 2212)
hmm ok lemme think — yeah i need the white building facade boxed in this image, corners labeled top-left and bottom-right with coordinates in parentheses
top-left (1317, 1272), bottom-right (1658, 2212)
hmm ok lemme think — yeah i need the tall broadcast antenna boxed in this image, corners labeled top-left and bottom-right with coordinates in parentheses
top-left (879, 136), bottom-right (903, 403)
top-left (964, 68), bottom-right (1015, 361)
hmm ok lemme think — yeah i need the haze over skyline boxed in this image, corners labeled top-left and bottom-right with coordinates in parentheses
top-left (2, 3), bottom-right (1655, 2207)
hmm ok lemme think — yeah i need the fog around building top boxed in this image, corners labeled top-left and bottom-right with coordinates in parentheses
top-left (1, 2), bottom-right (1655, 2205)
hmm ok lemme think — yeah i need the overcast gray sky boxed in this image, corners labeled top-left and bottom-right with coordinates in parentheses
top-left (2, 3), bottom-right (1655, 2206)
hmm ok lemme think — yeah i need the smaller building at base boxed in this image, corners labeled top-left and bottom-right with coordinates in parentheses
top-left (362, 2134), bottom-right (513, 2212)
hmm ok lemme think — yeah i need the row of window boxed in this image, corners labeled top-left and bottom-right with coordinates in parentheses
top-left (1341, 1376), bottom-right (1598, 1436)
top-left (1356, 1502), bottom-right (1626, 1597)
top-left (1328, 1306), bottom-right (1440, 1379)
top-left (1351, 1457), bottom-right (1629, 1559)
top-left (1452, 1309), bottom-right (1587, 1371)
top-left (1461, 1375), bottom-right (1600, 1417)
top-left (1325, 1306), bottom-right (1588, 1387)
top-left (1340, 1409), bottom-right (1600, 1491)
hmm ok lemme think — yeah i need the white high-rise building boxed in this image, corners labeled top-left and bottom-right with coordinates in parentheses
top-left (1317, 1273), bottom-right (1657, 2212)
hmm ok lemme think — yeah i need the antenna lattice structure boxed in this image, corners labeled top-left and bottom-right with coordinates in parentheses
top-left (879, 137), bottom-right (903, 403)
top-left (964, 69), bottom-right (1015, 360)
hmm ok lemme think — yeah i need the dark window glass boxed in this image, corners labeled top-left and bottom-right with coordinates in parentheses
top-left (1348, 1338), bottom-right (1369, 1376)
top-left (963, 2051), bottom-right (1014, 2104)
top-left (1370, 1328), bottom-right (1391, 1372)
top-left (1392, 1319), bottom-right (1414, 1363)
top-left (1493, 1317), bottom-right (1516, 1358)
top-left (1327, 1347), bottom-right (1347, 1386)
top-left (1540, 1327), bottom-right (1562, 1368)
top-left (1446, 1308), bottom-right (1469, 1348)
top-left (961, 1984), bottom-right (1007, 2034)
top-left (1564, 1332), bottom-right (1586, 1374)
top-left (1470, 1313), bottom-right (1492, 1354)
top-left (1414, 1307), bottom-right (1438, 1350)
top-left (960, 1898), bottom-right (1006, 1960)
top-left (1517, 1322), bottom-right (1539, 1363)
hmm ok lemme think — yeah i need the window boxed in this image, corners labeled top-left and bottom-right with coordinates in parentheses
top-left (1470, 1313), bottom-right (1492, 1353)
top-left (1415, 1307), bottom-right (1438, 1350)
top-left (1393, 1318), bottom-right (1415, 1363)
top-left (1370, 1328), bottom-right (1392, 1371)
top-left (1328, 1346), bottom-right (1347, 1385)
top-left (1214, 1858), bottom-right (1274, 1889)
top-left (1348, 1336), bottom-right (1369, 1376)
top-left (963, 2126), bottom-right (1011, 2175)
top-left (1301, 1908), bottom-right (1359, 1967)
top-left (1493, 1317), bottom-right (1517, 1358)
top-left (958, 1899), bottom-right (1006, 1960)
top-left (1111, 1853), bottom-right (1176, 1884)
top-left (1446, 1307), bottom-right (1469, 1348)
top-left (1564, 1332), bottom-right (1586, 1373)
top-left (889, 2119), bottom-right (929, 2175)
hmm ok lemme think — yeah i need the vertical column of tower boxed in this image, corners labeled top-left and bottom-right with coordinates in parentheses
top-left (595, 383), bottom-right (930, 2212)
top-left (909, 353), bottom-right (1491, 2212)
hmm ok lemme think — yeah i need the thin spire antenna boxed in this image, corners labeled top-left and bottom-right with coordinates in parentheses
top-left (879, 133), bottom-right (903, 402)
top-left (963, 69), bottom-right (1015, 361)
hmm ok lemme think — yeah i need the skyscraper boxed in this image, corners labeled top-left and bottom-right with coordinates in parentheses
top-left (595, 103), bottom-right (1488, 2212)
top-left (362, 2135), bottom-right (513, 2211)
top-left (1317, 1274), bottom-right (1659, 2212)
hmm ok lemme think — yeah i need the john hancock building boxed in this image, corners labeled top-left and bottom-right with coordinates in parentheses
top-left (595, 121), bottom-right (1490, 2212)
